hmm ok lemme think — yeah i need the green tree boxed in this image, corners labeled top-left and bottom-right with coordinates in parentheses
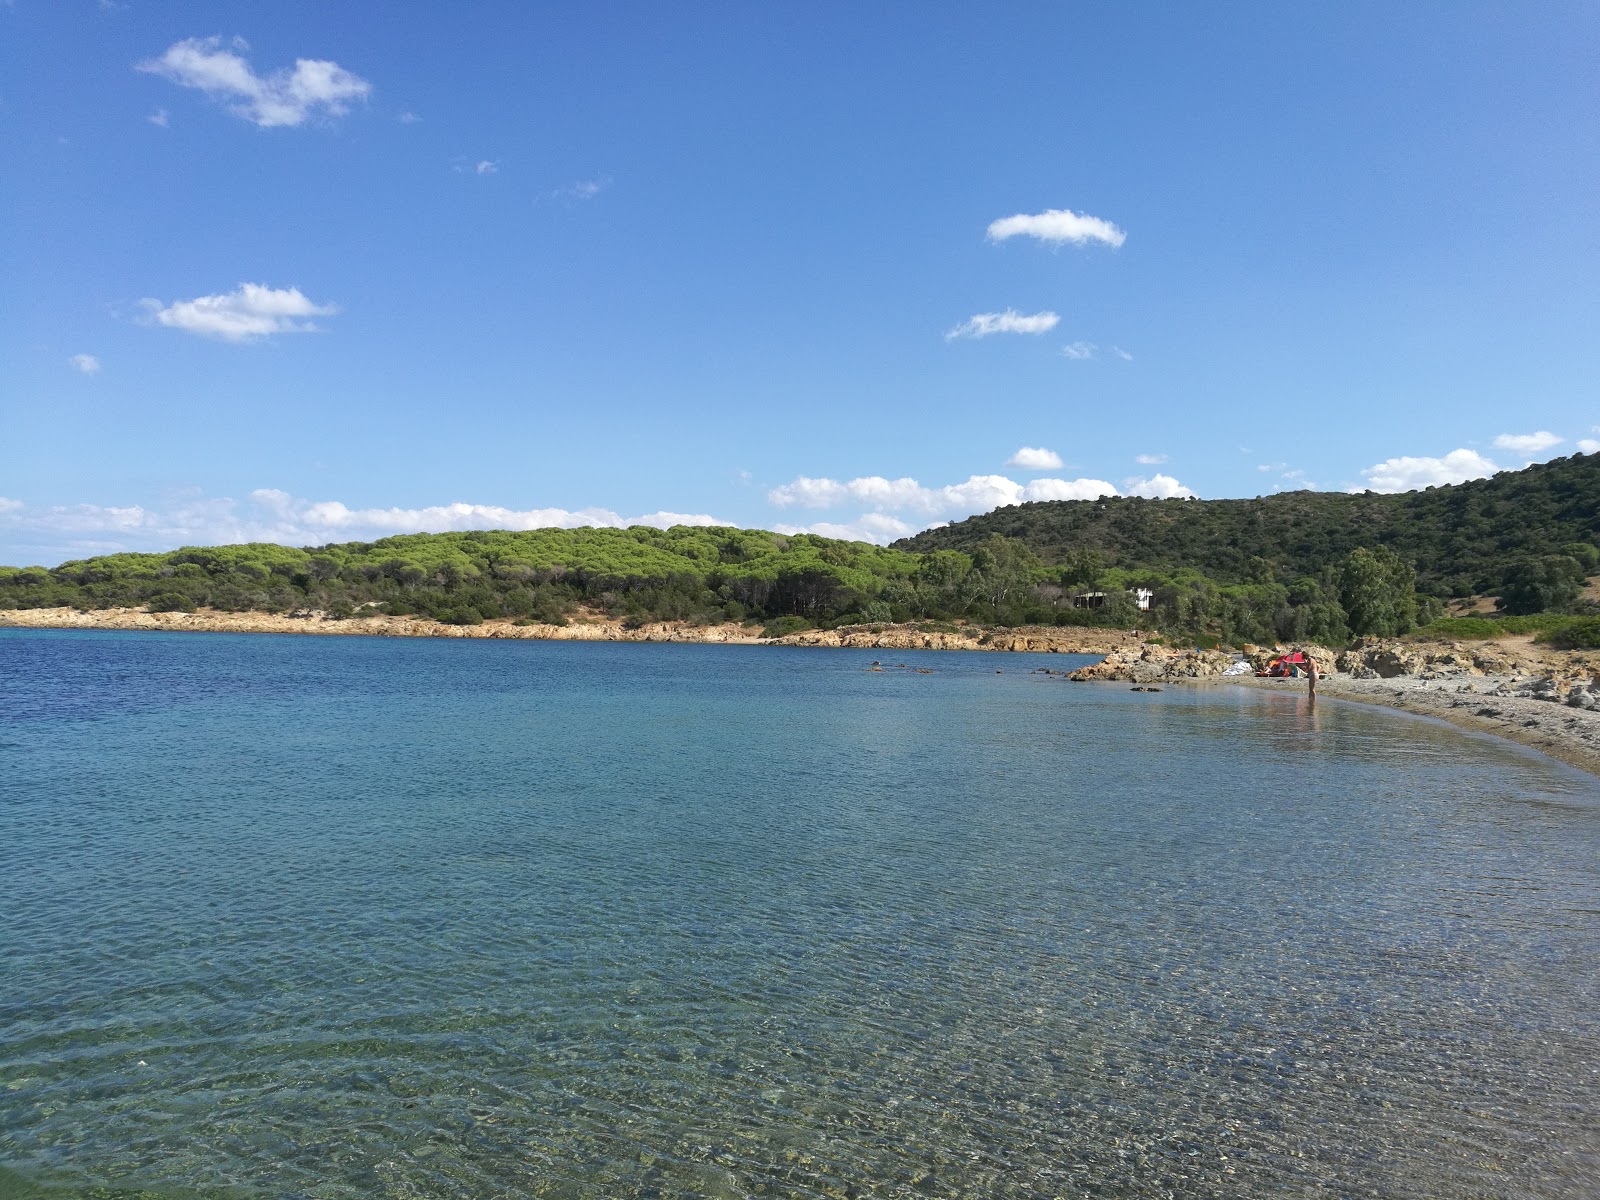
top-left (1497, 555), bottom-right (1586, 615)
top-left (1058, 547), bottom-right (1104, 588)
top-left (967, 536), bottom-right (1039, 607)
top-left (1338, 546), bottom-right (1417, 637)
top-left (1559, 542), bottom-right (1599, 572)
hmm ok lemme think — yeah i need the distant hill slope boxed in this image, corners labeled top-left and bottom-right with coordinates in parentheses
top-left (893, 453), bottom-right (1600, 595)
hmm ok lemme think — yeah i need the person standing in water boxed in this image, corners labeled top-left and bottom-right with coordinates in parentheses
top-left (1304, 647), bottom-right (1319, 699)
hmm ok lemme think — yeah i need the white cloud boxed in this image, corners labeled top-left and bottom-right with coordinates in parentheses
top-left (1124, 474), bottom-right (1197, 500)
top-left (986, 207), bottom-right (1126, 248)
top-left (1006, 446), bottom-right (1064, 471)
top-left (1110, 346), bottom-right (1133, 361)
top-left (774, 512), bottom-right (917, 543)
top-left (769, 472), bottom-right (1129, 516)
top-left (69, 354), bottom-right (101, 375)
top-left (137, 36), bottom-right (371, 128)
top-left (1358, 448), bottom-right (1498, 493)
top-left (1135, 453), bottom-right (1167, 465)
top-left (1061, 341), bottom-right (1096, 360)
top-left (1578, 437), bottom-right (1600, 454)
top-left (1492, 430), bottom-right (1562, 454)
top-left (945, 309), bottom-right (1059, 340)
top-left (397, 111), bottom-right (421, 124)
top-left (146, 108), bottom-right (168, 127)
top-left (765, 471), bottom-right (1136, 541)
top-left (142, 283), bottom-right (338, 342)
top-left (475, 159), bottom-right (498, 175)
top-left (0, 489), bottom-right (735, 563)
top-left (1022, 478), bottom-right (1119, 502)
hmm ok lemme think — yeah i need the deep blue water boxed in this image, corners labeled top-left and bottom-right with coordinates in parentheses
top-left (1, 628), bottom-right (1598, 1199)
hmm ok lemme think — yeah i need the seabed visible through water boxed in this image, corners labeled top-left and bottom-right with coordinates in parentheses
top-left (2, 629), bottom-right (1598, 1198)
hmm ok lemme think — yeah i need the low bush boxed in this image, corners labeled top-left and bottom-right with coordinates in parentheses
top-left (761, 615), bottom-right (813, 638)
top-left (146, 593), bottom-right (196, 613)
top-left (1538, 617), bottom-right (1600, 650)
top-left (1413, 614), bottom-right (1572, 640)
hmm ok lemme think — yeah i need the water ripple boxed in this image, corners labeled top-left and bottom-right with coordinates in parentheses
top-left (2, 631), bottom-right (1598, 1198)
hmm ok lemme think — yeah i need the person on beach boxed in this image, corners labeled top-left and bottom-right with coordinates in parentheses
top-left (1303, 648), bottom-right (1319, 698)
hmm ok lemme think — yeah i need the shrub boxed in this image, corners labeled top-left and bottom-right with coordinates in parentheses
top-left (146, 593), bottom-right (196, 613)
top-left (1538, 617), bottom-right (1600, 650)
top-left (1413, 614), bottom-right (1573, 640)
top-left (761, 615), bottom-right (814, 638)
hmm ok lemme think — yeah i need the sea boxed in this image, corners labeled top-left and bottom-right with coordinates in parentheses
top-left (2, 628), bottom-right (1598, 1199)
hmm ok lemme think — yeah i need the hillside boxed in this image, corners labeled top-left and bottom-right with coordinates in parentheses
top-left (4, 455), bottom-right (1597, 647)
top-left (0, 526), bottom-right (921, 630)
top-left (894, 453), bottom-right (1600, 597)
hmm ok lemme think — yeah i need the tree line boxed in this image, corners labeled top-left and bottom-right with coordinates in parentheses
top-left (3, 456), bottom-right (1595, 646)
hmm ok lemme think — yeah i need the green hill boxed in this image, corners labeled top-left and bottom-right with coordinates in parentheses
top-left (894, 452), bottom-right (1600, 598)
top-left (0, 525), bottom-right (922, 633)
top-left (4, 455), bottom-right (1596, 646)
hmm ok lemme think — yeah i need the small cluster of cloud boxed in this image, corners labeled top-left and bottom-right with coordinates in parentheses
top-left (1492, 430), bottom-right (1562, 454)
top-left (945, 309), bottom-right (1059, 340)
top-left (767, 448), bottom-right (1196, 542)
top-left (69, 354), bottom-right (101, 375)
top-left (1356, 430), bottom-right (1588, 493)
top-left (986, 208), bottom-right (1126, 248)
top-left (0, 489), bottom-right (734, 563)
top-left (142, 283), bottom-right (338, 342)
top-left (1358, 449), bottom-right (1498, 493)
top-left (1125, 474), bottom-right (1197, 500)
top-left (1060, 342), bottom-right (1132, 361)
top-left (1255, 463), bottom-right (1317, 492)
top-left (543, 176), bottom-right (611, 202)
top-left (138, 36), bottom-right (372, 128)
top-left (146, 107), bottom-right (168, 127)
top-left (474, 159), bottom-right (498, 175)
top-left (1135, 453), bottom-right (1167, 465)
top-left (955, 206), bottom-right (1127, 351)
top-left (1006, 447), bottom-right (1064, 470)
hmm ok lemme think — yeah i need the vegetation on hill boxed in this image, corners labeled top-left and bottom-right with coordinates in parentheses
top-left (896, 452), bottom-right (1600, 598)
top-left (3, 456), bottom-right (1596, 647)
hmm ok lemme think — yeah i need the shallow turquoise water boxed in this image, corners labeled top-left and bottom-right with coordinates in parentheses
top-left (2, 628), bottom-right (1598, 1199)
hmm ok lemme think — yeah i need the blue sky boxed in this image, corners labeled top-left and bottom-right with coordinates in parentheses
top-left (4, 2), bottom-right (1598, 565)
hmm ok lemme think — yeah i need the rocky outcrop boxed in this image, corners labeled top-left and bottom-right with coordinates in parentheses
top-left (1336, 637), bottom-right (1549, 681)
top-left (770, 624), bottom-right (1137, 653)
top-left (1068, 644), bottom-right (1235, 682)
top-left (0, 606), bottom-right (765, 644)
top-left (0, 608), bottom-right (1137, 655)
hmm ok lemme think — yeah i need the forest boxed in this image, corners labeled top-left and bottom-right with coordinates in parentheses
top-left (3, 455), bottom-right (1597, 647)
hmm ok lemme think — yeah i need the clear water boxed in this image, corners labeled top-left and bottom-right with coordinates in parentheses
top-left (2, 629), bottom-right (1597, 1200)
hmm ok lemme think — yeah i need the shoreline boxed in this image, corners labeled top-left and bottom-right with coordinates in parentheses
top-left (0, 606), bottom-right (1137, 655)
top-left (8, 606), bottom-right (1598, 778)
top-left (1225, 674), bottom-right (1600, 779)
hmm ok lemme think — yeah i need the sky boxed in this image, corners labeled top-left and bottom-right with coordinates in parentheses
top-left (3, 2), bottom-right (1599, 566)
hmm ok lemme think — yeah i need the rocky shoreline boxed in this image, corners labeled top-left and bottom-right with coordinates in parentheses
top-left (1245, 673), bottom-right (1600, 778)
top-left (0, 606), bottom-right (1138, 656)
top-left (1067, 636), bottom-right (1600, 778)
